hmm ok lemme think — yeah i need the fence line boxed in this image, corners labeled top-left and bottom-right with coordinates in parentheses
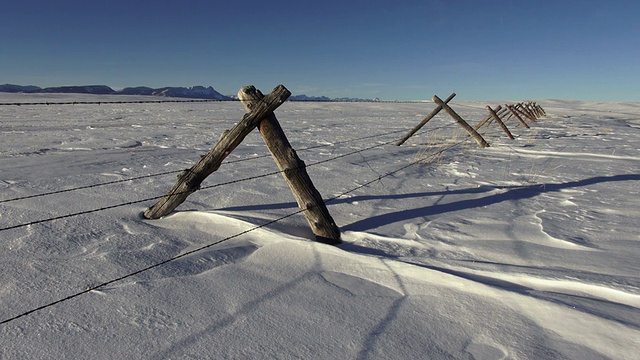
top-left (0, 91), bottom-right (547, 326)
top-left (0, 125), bottom-right (450, 232)
top-left (0, 130), bottom-right (468, 326)
top-left (0, 127), bottom-right (414, 205)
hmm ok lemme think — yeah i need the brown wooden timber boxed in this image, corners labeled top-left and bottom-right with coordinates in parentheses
top-left (506, 104), bottom-right (530, 129)
top-left (433, 95), bottom-right (489, 148)
top-left (396, 92), bottom-right (456, 146)
top-left (515, 103), bottom-right (537, 123)
top-left (474, 105), bottom-right (502, 131)
top-left (143, 85), bottom-right (291, 219)
top-left (493, 107), bottom-right (510, 124)
top-left (525, 103), bottom-right (539, 118)
top-left (534, 102), bottom-right (546, 116)
top-left (238, 86), bottom-right (341, 244)
top-left (486, 106), bottom-right (515, 140)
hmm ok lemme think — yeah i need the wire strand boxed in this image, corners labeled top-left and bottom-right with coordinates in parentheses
top-left (0, 129), bottom-right (418, 232)
top-left (0, 128), bottom-right (412, 204)
top-left (0, 128), bottom-right (474, 326)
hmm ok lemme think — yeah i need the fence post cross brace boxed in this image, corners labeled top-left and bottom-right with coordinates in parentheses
top-left (143, 85), bottom-right (341, 245)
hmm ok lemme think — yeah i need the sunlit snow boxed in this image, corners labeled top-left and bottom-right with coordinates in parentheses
top-left (1, 93), bottom-right (639, 359)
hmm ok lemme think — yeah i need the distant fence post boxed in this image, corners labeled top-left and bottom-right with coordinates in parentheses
top-left (396, 92), bottom-right (456, 146)
top-left (143, 85), bottom-right (291, 220)
top-left (474, 105), bottom-right (502, 131)
top-left (506, 104), bottom-right (530, 128)
top-left (486, 106), bottom-right (514, 140)
top-left (516, 103), bottom-right (537, 123)
top-left (530, 102), bottom-right (545, 117)
top-left (238, 86), bottom-right (341, 244)
top-left (433, 95), bottom-right (489, 148)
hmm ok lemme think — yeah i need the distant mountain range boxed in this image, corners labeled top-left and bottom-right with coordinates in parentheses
top-left (0, 84), bottom-right (231, 100)
top-left (0, 84), bottom-right (379, 102)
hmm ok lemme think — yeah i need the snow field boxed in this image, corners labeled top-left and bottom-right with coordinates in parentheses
top-left (1, 94), bottom-right (639, 359)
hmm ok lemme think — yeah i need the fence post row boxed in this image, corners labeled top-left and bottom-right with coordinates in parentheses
top-left (506, 104), bottom-right (530, 129)
top-left (474, 105), bottom-right (503, 131)
top-left (396, 92), bottom-right (456, 146)
top-left (237, 86), bottom-right (341, 244)
top-left (486, 106), bottom-right (514, 140)
top-left (432, 95), bottom-right (490, 148)
top-left (397, 96), bottom-right (545, 146)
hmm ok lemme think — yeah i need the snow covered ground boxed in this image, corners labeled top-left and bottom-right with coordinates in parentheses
top-left (1, 92), bottom-right (639, 359)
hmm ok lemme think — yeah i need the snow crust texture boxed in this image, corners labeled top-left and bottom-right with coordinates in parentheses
top-left (1, 94), bottom-right (639, 359)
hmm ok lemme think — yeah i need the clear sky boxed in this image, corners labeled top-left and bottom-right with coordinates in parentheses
top-left (1, 0), bottom-right (639, 101)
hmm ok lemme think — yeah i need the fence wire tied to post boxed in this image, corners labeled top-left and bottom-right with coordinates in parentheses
top-left (0, 122), bottom-right (457, 233)
top-left (0, 130), bottom-right (472, 326)
top-left (0, 121), bottom-right (420, 205)
top-left (0, 96), bottom-right (543, 325)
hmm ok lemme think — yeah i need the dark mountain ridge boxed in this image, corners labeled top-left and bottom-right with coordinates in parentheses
top-left (1, 84), bottom-right (377, 102)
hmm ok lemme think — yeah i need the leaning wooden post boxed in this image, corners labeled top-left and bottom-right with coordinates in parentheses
top-left (143, 85), bottom-right (291, 219)
top-left (506, 104), bottom-right (530, 129)
top-left (529, 102), bottom-right (543, 118)
top-left (433, 95), bottom-right (489, 148)
top-left (515, 103), bottom-right (537, 123)
top-left (238, 86), bottom-right (341, 244)
top-left (525, 103), bottom-right (538, 118)
top-left (497, 107), bottom-right (512, 123)
top-left (486, 106), bottom-right (514, 140)
top-left (396, 92), bottom-right (456, 146)
top-left (474, 105), bottom-right (502, 131)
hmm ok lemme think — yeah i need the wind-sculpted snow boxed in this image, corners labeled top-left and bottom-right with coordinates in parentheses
top-left (1, 94), bottom-right (639, 358)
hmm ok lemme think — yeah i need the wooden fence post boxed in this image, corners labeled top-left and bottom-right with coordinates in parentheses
top-left (396, 92), bottom-right (456, 146)
top-left (238, 86), bottom-right (341, 244)
top-left (515, 103), bottom-right (537, 123)
top-left (506, 104), bottom-right (530, 129)
top-left (474, 105), bottom-right (502, 131)
top-left (530, 102), bottom-right (544, 117)
top-left (433, 95), bottom-right (489, 148)
top-left (486, 106), bottom-right (514, 140)
top-left (143, 85), bottom-right (291, 220)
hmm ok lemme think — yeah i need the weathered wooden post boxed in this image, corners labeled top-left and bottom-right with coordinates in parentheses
top-left (529, 103), bottom-right (542, 119)
top-left (530, 102), bottom-right (544, 118)
top-left (474, 105), bottom-right (502, 131)
top-left (143, 85), bottom-right (291, 219)
top-left (396, 92), bottom-right (456, 146)
top-left (433, 95), bottom-right (489, 148)
top-left (515, 103), bottom-right (537, 123)
top-left (486, 106), bottom-right (514, 139)
top-left (238, 86), bottom-right (341, 244)
top-left (506, 104), bottom-right (530, 129)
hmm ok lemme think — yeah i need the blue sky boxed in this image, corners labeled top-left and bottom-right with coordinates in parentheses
top-left (1, 0), bottom-right (639, 100)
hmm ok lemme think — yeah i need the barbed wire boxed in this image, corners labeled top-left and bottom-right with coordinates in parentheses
top-left (0, 127), bottom-right (418, 204)
top-left (0, 124), bottom-right (454, 232)
top-left (0, 99), bottom-right (545, 325)
top-left (0, 128), bottom-right (472, 326)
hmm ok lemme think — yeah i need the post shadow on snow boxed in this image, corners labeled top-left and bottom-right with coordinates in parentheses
top-left (218, 174), bottom-right (640, 233)
top-left (396, 261), bottom-right (640, 331)
top-left (343, 174), bottom-right (640, 232)
top-left (218, 186), bottom-right (501, 212)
